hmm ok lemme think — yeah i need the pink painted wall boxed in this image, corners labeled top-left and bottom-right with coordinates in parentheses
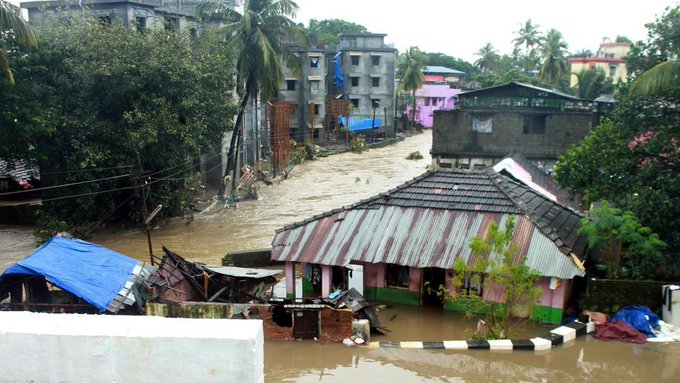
top-left (285, 262), bottom-right (295, 296)
top-left (409, 268), bottom-right (422, 293)
top-left (405, 85), bottom-right (461, 128)
top-left (483, 283), bottom-right (507, 304)
top-left (321, 265), bottom-right (331, 298)
top-left (363, 263), bottom-right (378, 287)
top-left (537, 277), bottom-right (568, 309)
top-left (375, 264), bottom-right (385, 288)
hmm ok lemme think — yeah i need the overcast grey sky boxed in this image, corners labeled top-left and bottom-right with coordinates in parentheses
top-left (9, 0), bottom-right (679, 63)
top-left (293, 0), bottom-right (678, 62)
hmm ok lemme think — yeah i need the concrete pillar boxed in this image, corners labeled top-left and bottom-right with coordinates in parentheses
top-left (285, 262), bottom-right (295, 299)
top-left (321, 265), bottom-right (332, 298)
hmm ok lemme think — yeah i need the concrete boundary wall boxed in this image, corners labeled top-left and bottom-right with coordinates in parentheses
top-left (366, 320), bottom-right (594, 352)
top-left (0, 312), bottom-right (264, 383)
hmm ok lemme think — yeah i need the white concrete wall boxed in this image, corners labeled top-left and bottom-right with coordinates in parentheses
top-left (0, 312), bottom-right (263, 383)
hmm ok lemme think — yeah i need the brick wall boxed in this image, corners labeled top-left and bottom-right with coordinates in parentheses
top-left (432, 109), bottom-right (593, 160)
top-left (585, 279), bottom-right (672, 314)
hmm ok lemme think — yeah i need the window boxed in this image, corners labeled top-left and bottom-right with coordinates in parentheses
top-left (385, 264), bottom-right (409, 288)
top-left (314, 104), bottom-right (320, 115)
top-left (351, 55), bottom-right (360, 65)
top-left (471, 113), bottom-right (494, 133)
top-left (372, 77), bottom-right (380, 87)
top-left (310, 80), bottom-right (320, 92)
top-left (523, 115), bottom-right (546, 134)
top-left (286, 80), bottom-right (296, 91)
top-left (371, 55), bottom-right (381, 66)
top-left (462, 273), bottom-right (484, 296)
top-left (135, 16), bottom-right (146, 33)
top-left (164, 16), bottom-right (179, 32)
top-left (350, 98), bottom-right (359, 108)
top-left (424, 98), bottom-right (430, 106)
top-left (351, 77), bottom-right (359, 87)
top-left (309, 56), bottom-right (320, 68)
top-left (99, 15), bottom-right (112, 25)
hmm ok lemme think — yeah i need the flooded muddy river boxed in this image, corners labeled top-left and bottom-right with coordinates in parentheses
top-left (2, 130), bottom-right (680, 381)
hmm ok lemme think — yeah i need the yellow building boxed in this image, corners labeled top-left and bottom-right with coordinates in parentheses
top-left (569, 42), bottom-right (631, 88)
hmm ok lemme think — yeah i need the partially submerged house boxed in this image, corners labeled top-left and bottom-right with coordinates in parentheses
top-left (0, 236), bottom-right (153, 313)
top-left (272, 168), bottom-right (587, 323)
top-left (432, 82), bottom-right (595, 172)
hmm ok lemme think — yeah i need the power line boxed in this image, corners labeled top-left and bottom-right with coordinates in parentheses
top-left (40, 165), bottom-right (135, 176)
top-left (0, 173), bottom-right (133, 197)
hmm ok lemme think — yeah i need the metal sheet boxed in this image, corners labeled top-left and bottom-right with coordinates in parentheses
top-left (272, 206), bottom-right (584, 278)
top-left (205, 266), bottom-right (282, 279)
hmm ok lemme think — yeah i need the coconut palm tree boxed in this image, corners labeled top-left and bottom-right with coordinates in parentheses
top-left (396, 46), bottom-right (427, 128)
top-left (1, 0), bottom-right (37, 84)
top-left (474, 43), bottom-right (499, 73)
top-left (539, 29), bottom-right (569, 85)
top-left (630, 61), bottom-right (680, 96)
top-left (197, 0), bottom-right (308, 194)
top-left (513, 19), bottom-right (541, 73)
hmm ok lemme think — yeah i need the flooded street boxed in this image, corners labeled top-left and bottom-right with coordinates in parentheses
top-left (92, 132), bottom-right (433, 264)
top-left (2, 129), bottom-right (680, 381)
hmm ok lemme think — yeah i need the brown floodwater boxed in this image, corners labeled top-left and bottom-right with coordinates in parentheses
top-left (2, 130), bottom-right (680, 382)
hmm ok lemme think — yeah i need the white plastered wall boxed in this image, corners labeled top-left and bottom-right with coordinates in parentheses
top-left (0, 312), bottom-right (263, 383)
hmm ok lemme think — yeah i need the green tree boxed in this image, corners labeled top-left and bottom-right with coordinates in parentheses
top-left (396, 46), bottom-right (428, 128)
top-left (474, 43), bottom-right (499, 73)
top-left (307, 18), bottom-right (367, 47)
top-left (578, 202), bottom-right (666, 280)
top-left (539, 29), bottom-right (569, 85)
top-left (627, 6), bottom-right (680, 96)
top-left (572, 49), bottom-right (593, 58)
top-left (0, 0), bottom-right (37, 84)
top-left (571, 68), bottom-right (614, 99)
top-left (513, 19), bottom-right (542, 73)
top-left (198, 0), bottom-right (308, 194)
top-left (438, 217), bottom-right (542, 340)
top-left (0, 12), bottom-right (236, 234)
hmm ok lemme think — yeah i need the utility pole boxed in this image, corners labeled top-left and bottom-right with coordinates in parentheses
top-left (136, 152), bottom-right (154, 266)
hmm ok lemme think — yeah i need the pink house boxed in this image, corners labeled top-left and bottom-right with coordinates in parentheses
top-left (405, 66), bottom-right (463, 128)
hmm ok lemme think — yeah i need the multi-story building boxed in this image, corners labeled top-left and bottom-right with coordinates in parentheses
top-left (406, 66), bottom-right (463, 128)
top-left (431, 82), bottom-right (595, 172)
top-left (331, 33), bottom-right (397, 137)
top-left (569, 42), bottom-right (631, 87)
top-left (274, 47), bottom-right (327, 143)
top-left (21, 0), bottom-right (234, 32)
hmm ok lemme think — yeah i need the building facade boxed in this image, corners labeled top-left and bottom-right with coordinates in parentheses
top-left (21, 0), bottom-right (234, 32)
top-left (405, 66), bottom-right (464, 128)
top-left (431, 82), bottom-right (595, 172)
top-left (333, 33), bottom-right (397, 137)
top-left (569, 42), bottom-right (631, 87)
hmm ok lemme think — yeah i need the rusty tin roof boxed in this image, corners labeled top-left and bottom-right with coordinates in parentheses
top-left (272, 169), bottom-right (586, 279)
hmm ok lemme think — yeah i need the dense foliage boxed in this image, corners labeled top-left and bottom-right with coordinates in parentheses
top-left (0, 13), bottom-right (236, 236)
top-left (306, 18), bottom-right (367, 47)
top-left (436, 218), bottom-right (542, 340)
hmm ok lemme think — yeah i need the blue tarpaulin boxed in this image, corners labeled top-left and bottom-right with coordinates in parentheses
top-left (339, 117), bottom-right (382, 131)
top-left (611, 306), bottom-right (659, 337)
top-left (0, 236), bottom-right (140, 312)
top-left (334, 52), bottom-right (344, 89)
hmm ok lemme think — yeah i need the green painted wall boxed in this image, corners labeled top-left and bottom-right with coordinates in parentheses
top-left (302, 278), bottom-right (314, 295)
top-left (532, 306), bottom-right (563, 324)
top-left (443, 301), bottom-right (563, 324)
top-left (364, 287), bottom-right (420, 306)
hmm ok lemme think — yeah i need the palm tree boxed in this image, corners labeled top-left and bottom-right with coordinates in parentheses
top-left (197, 0), bottom-right (308, 194)
top-left (396, 46), bottom-right (427, 128)
top-left (1, 0), bottom-right (37, 84)
top-left (539, 29), bottom-right (569, 85)
top-left (513, 19), bottom-right (541, 73)
top-left (474, 43), bottom-right (499, 73)
top-left (630, 61), bottom-right (680, 96)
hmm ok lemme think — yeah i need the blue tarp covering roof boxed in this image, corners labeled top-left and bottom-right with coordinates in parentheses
top-left (0, 236), bottom-right (141, 312)
top-left (339, 117), bottom-right (382, 131)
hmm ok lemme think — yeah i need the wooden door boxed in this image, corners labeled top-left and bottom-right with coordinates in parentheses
top-left (293, 310), bottom-right (319, 340)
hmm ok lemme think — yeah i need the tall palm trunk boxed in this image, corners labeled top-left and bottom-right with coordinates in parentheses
top-left (411, 89), bottom-right (417, 128)
top-left (225, 90), bottom-right (251, 195)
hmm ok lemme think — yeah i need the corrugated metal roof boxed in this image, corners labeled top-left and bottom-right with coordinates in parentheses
top-left (205, 266), bottom-right (281, 279)
top-left (272, 169), bottom-right (586, 279)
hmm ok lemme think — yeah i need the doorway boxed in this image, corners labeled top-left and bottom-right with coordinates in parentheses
top-left (422, 268), bottom-right (445, 307)
top-left (292, 309), bottom-right (320, 339)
